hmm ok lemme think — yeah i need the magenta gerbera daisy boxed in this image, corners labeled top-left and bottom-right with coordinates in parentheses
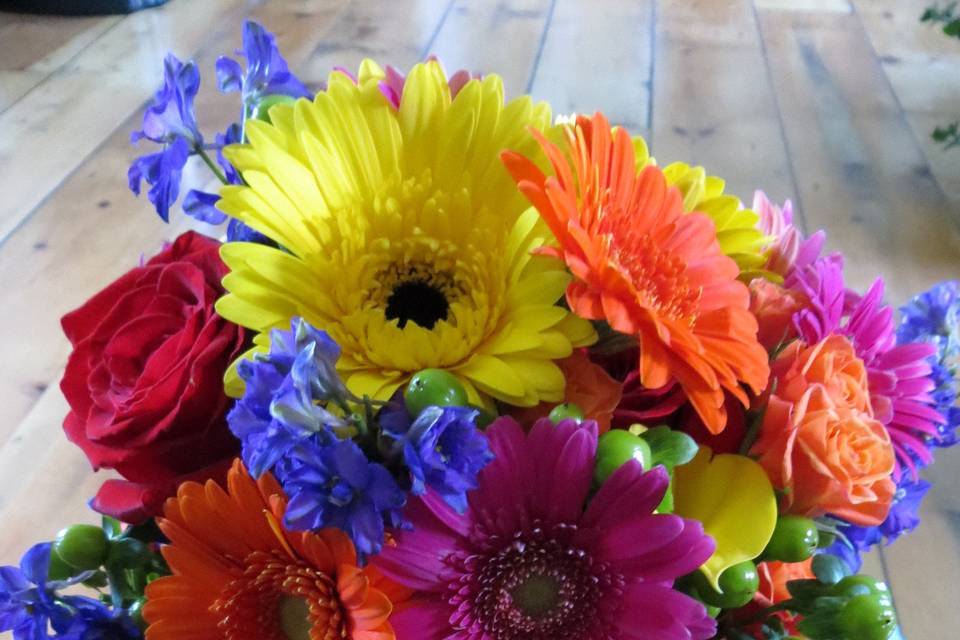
top-left (373, 417), bottom-right (717, 640)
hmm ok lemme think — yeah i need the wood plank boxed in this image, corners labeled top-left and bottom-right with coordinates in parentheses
top-left (300, 0), bottom-right (454, 82)
top-left (757, 8), bottom-right (960, 301)
top-left (0, 0), bottom-right (468, 564)
top-left (653, 0), bottom-right (797, 221)
top-left (0, 386), bottom-right (107, 565)
top-left (755, 0), bottom-right (851, 11)
top-left (881, 504), bottom-right (960, 640)
top-left (0, 0), bottom-right (358, 447)
top-left (0, 0), bottom-right (248, 247)
top-left (527, 0), bottom-right (654, 135)
top-left (756, 10), bottom-right (960, 637)
top-left (429, 0), bottom-right (554, 98)
top-left (853, 0), bottom-right (960, 200)
top-left (0, 13), bottom-right (121, 112)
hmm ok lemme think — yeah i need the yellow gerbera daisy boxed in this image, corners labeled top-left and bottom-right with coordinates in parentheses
top-left (215, 59), bottom-right (596, 408)
top-left (630, 137), bottom-right (769, 280)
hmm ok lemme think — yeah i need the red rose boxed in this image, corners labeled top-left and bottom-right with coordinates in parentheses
top-left (60, 231), bottom-right (246, 523)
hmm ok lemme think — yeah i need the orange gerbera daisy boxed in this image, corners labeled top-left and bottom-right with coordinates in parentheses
top-left (143, 460), bottom-right (408, 640)
top-left (502, 113), bottom-right (769, 432)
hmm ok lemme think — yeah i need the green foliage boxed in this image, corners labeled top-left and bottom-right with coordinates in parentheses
top-left (933, 121), bottom-right (960, 149)
top-left (922, 2), bottom-right (960, 37)
top-left (923, 4), bottom-right (960, 148)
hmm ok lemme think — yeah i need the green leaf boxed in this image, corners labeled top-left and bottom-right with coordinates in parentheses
top-left (641, 426), bottom-right (698, 469)
top-left (101, 516), bottom-right (122, 539)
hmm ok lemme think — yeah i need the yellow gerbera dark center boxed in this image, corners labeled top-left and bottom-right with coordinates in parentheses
top-left (379, 262), bottom-right (461, 330)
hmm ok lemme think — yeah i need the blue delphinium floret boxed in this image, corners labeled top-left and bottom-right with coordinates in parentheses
top-left (56, 598), bottom-right (140, 640)
top-left (0, 543), bottom-right (137, 640)
top-left (228, 317), bottom-right (349, 477)
top-left (131, 53), bottom-right (203, 147)
top-left (0, 542), bottom-right (61, 639)
top-left (128, 54), bottom-right (203, 222)
top-left (227, 317), bottom-right (404, 556)
top-left (381, 404), bottom-right (493, 513)
top-left (281, 438), bottom-right (406, 557)
top-left (127, 136), bottom-right (191, 224)
top-left (216, 20), bottom-right (311, 115)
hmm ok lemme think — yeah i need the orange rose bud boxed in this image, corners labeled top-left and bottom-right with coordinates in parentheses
top-left (748, 279), bottom-right (804, 352)
top-left (751, 335), bottom-right (896, 527)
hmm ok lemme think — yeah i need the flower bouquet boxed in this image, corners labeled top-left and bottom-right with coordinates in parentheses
top-left (4, 20), bottom-right (958, 640)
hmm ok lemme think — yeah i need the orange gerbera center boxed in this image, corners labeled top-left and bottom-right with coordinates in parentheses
top-left (611, 231), bottom-right (701, 323)
top-left (213, 550), bottom-right (344, 640)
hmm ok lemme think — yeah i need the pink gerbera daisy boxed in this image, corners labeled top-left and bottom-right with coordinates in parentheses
top-left (374, 417), bottom-right (717, 640)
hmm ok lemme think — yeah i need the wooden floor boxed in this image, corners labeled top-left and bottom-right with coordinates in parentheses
top-left (0, 0), bottom-right (958, 637)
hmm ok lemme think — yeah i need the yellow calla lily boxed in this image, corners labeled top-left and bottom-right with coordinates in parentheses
top-left (673, 446), bottom-right (777, 590)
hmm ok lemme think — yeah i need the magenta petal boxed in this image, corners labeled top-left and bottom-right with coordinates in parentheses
top-left (614, 582), bottom-right (716, 640)
top-left (390, 599), bottom-right (453, 640)
top-left (582, 463), bottom-right (668, 531)
top-left (470, 417), bottom-right (531, 535)
top-left (588, 513), bottom-right (683, 563)
top-left (529, 418), bottom-right (597, 524)
top-left (421, 489), bottom-right (473, 536)
top-left (374, 497), bottom-right (462, 591)
top-left (613, 516), bottom-right (715, 581)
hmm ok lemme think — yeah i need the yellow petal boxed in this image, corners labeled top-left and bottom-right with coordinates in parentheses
top-left (673, 447), bottom-right (778, 590)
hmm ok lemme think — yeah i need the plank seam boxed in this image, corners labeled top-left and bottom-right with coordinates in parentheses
top-left (0, 15), bottom-right (125, 117)
top-left (751, 1), bottom-right (809, 234)
top-left (419, 0), bottom-right (458, 59)
top-left (524, 0), bottom-right (558, 94)
top-left (848, 0), bottom-right (957, 218)
top-left (647, 0), bottom-right (657, 137)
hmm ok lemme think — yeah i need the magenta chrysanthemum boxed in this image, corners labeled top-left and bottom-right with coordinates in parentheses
top-left (374, 417), bottom-right (716, 640)
top-left (788, 255), bottom-right (945, 477)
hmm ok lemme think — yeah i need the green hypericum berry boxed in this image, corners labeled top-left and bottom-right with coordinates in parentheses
top-left (594, 430), bottom-right (653, 485)
top-left (817, 530), bottom-right (837, 548)
top-left (548, 403), bottom-right (585, 424)
top-left (763, 515), bottom-right (819, 562)
top-left (250, 94), bottom-right (297, 124)
top-left (54, 524), bottom-right (109, 571)
top-left (403, 369), bottom-right (469, 416)
top-left (692, 561), bottom-right (760, 609)
top-left (47, 546), bottom-right (77, 581)
top-left (837, 593), bottom-right (897, 640)
top-left (831, 575), bottom-right (889, 598)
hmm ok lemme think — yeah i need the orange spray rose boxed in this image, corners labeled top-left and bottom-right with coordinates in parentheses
top-left (751, 335), bottom-right (895, 526)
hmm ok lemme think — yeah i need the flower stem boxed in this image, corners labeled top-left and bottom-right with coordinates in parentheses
top-left (196, 146), bottom-right (228, 184)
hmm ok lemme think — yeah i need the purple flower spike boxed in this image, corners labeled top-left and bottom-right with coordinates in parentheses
top-left (216, 20), bottom-right (311, 110)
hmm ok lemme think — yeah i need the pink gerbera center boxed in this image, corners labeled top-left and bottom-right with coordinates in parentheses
top-left (446, 524), bottom-right (619, 639)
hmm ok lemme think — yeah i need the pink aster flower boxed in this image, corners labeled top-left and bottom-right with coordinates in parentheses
top-left (374, 417), bottom-right (717, 640)
top-left (754, 190), bottom-right (824, 278)
top-left (788, 255), bottom-right (945, 478)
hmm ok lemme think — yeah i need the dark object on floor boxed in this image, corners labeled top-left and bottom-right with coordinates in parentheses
top-left (0, 0), bottom-right (168, 15)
